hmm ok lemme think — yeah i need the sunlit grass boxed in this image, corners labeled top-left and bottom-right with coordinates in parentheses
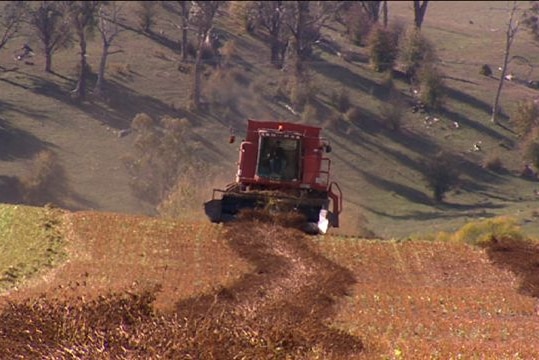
top-left (0, 204), bottom-right (66, 292)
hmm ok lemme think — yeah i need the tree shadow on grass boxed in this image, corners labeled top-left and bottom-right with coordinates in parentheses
top-left (311, 59), bottom-right (384, 96)
top-left (0, 158), bottom-right (97, 211)
top-left (443, 85), bottom-right (492, 114)
top-left (363, 204), bottom-right (500, 222)
top-left (3, 66), bottom-right (184, 130)
top-left (0, 120), bottom-right (52, 161)
top-left (360, 170), bottom-right (433, 206)
top-left (0, 77), bottom-right (30, 90)
top-left (3, 69), bottom-right (236, 171)
top-left (145, 31), bottom-right (180, 54)
top-left (20, 71), bottom-right (186, 130)
top-left (0, 175), bottom-right (21, 203)
top-left (439, 107), bottom-right (514, 144)
top-left (117, 21), bottom-right (181, 54)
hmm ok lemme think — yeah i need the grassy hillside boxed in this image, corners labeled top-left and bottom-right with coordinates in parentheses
top-left (1, 1), bottom-right (539, 239)
top-left (0, 204), bottom-right (65, 292)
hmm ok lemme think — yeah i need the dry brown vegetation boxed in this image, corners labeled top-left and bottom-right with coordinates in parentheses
top-left (2, 210), bottom-right (539, 358)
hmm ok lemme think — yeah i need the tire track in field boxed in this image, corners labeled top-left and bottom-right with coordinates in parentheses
top-left (173, 216), bottom-right (363, 359)
top-left (0, 212), bottom-right (363, 359)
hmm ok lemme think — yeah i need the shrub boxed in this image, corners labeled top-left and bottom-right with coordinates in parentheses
top-left (367, 25), bottom-right (399, 72)
top-left (301, 103), bottom-right (318, 123)
top-left (422, 152), bottom-right (459, 202)
top-left (131, 113), bottom-right (155, 131)
top-left (124, 114), bottom-right (199, 206)
top-left (417, 64), bottom-right (445, 110)
top-left (379, 94), bottom-right (406, 131)
top-left (480, 64), bottom-right (493, 77)
top-left (19, 150), bottom-right (65, 205)
top-left (157, 163), bottom-right (209, 219)
top-left (219, 40), bottom-right (236, 67)
top-left (483, 154), bottom-right (505, 173)
top-left (447, 216), bottom-right (524, 246)
top-left (379, 71), bottom-right (406, 130)
top-left (523, 140), bottom-right (539, 170)
top-left (511, 98), bottom-right (539, 138)
top-left (344, 106), bottom-right (361, 123)
top-left (228, 1), bottom-right (258, 33)
top-left (325, 112), bottom-right (343, 129)
top-left (289, 73), bottom-right (317, 110)
top-left (398, 27), bottom-right (437, 80)
top-left (290, 80), bottom-right (307, 110)
top-left (343, 3), bottom-right (374, 46)
top-left (206, 68), bottom-right (244, 113)
top-left (111, 62), bottom-right (132, 78)
top-left (135, 1), bottom-right (158, 33)
top-left (331, 87), bottom-right (351, 113)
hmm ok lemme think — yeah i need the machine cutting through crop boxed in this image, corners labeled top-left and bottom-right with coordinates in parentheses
top-left (204, 120), bottom-right (342, 234)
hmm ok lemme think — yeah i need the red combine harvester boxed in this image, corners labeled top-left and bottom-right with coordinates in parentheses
top-left (204, 120), bottom-right (342, 234)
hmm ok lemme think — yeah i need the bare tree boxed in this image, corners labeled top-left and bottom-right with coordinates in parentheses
top-left (28, 1), bottom-right (72, 73)
top-left (0, 2), bottom-right (26, 53)
top-left (253, 1), bottom-right (289, 68)
top-left (61, 1), bottom-right (100, 101)
top-left (94, 1), bottom-right (124, 96)
top-left (382, 0), bottom-right (388, 28)
top-left (135, 1), bottom-right (158, 33)
top-left (491, 1), bottom-right (520, 124)
top-left (179, 1), bottom-right (190, 62)
top-left (360, 1), bottom-right (382, 23)
top-left (189, 1), bottom-right (221, 110)
top-left (290, 0), bottom-right (309, 73)
top-left (286, 1), bottom-right (337, 75)
top-left (413, 1), bottom-right (428, 30)
top-left (162, 1), bottom-right (191, 62)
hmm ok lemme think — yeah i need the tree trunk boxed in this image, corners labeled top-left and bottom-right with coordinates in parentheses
top-left (491, 1), bottom-right (518, 124)
top-left (181, 24), bottom-right (188, 62)
top-left (190, 39), bottom-right (203, 110)
top-left (45, 48), bottom-right (52, 73)
top-left (382, 1), bottom-right (388, 28)
top-left (270, 38), bottom-right (283, 69)
top-left (180, 1), bottom-right (189, 62)
top-left (361, 1), bottom-right (381, 23)
top-left (76, 36), bottom-right (87, 100)
top-left (95, 42), bottom-right (110, 96)
top-left (269, 1), bottom-right (283, 68)
top-left (294, 1), bottom-right (309, 74)
top-left (413, 1), bottom-right (429, 30)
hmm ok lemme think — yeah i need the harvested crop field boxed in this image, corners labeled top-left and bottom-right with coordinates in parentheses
top-left (1, 210), bottom-right (539, 359)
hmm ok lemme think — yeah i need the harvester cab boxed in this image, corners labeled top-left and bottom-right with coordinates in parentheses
top-left (204, 120), bottom-right (342, 234)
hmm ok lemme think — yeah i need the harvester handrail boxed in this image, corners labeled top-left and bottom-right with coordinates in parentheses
top-left (329, 181), bottom-right (343, 214)
top-left (316, 157), bottom-right (332, 186)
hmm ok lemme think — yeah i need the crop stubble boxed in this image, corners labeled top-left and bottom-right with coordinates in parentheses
top-left (1, 210), bottom-right (539, 358)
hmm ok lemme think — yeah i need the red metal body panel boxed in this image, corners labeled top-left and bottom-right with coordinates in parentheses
top-left (236, 119), bottom-right (330, 192)
top-left (205, 119), bottom-right (343, 231)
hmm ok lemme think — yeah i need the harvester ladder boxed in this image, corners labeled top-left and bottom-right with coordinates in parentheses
top-left (328, 182), bottom-right (342, 227)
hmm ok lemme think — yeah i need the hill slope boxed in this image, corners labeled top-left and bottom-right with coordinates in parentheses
top-left (0, 1), bottom-right (539, 239)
